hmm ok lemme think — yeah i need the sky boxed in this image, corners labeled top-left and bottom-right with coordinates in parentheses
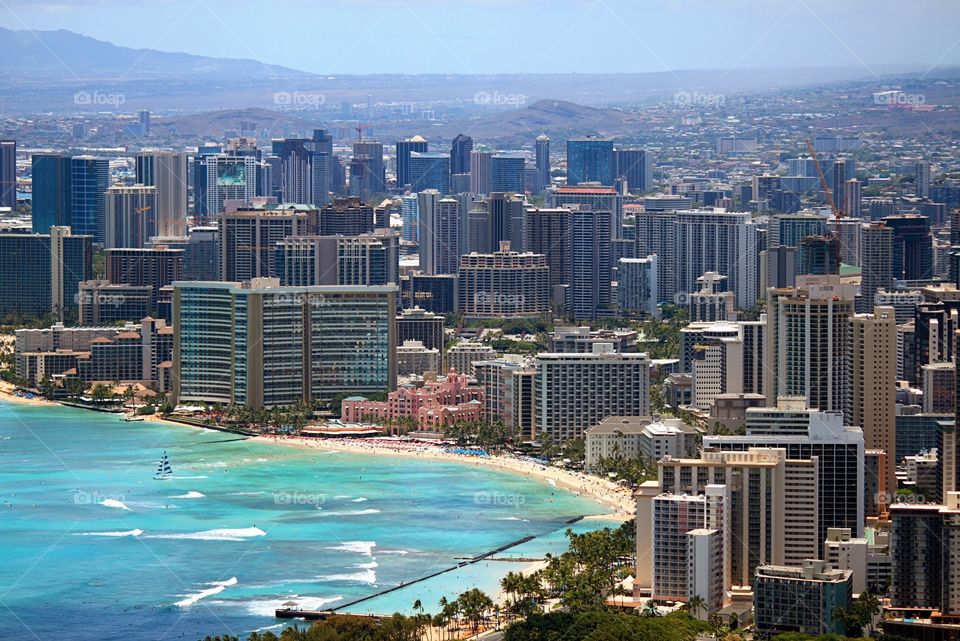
top-left (2, 0), bottom-right (960, 75)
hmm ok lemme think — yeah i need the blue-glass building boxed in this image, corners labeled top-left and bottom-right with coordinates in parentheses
top-left (490, 154), bottom-right (525, 193)
top-left (31, 154), bottom-right (72, 233)
top-left (69, 156), bottom-right (109, 243)
top-left (566, 138), bottom-right (614, 186)
top-left (409, 152), bottom-right (450, 194)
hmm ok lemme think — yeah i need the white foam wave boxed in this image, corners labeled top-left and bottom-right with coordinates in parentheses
top-left (147, 527), bottom-right (266, 542)
top-left (317, 509), bottom-right (380, 517)
top-left (99, 498), bottom-right (130, 511)
top-left (175, 577), bottom-right (237, 607)
top-left (355, 561), bottom-right (378, 569)
top-left (351, 497), bottom-right (368, 503)
top-left (319, 569), bottom-right (377, 585)
top-left (326, 541), bottom-right (375, 556)
top-left (169, 475), bottom-right (208, 480)
top-left (496, 517), bottom-right (522, 521)
top-left (377, 549), bottom-right (409, 555)
top-left (75, 529), bottom-right (143, 537)
top-left (169, 491), bottom-right (205, 499)
top-left (227, 491), bottom-right (263, 496)
top-left (333, 495), bottom-right (351, 499)
top-left (242, 595), bottom-right (343, 618)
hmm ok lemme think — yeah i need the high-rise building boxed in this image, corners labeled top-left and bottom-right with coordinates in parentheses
top-left (316, 197), bottom-right (374, 236)
top-left (69, 156), bottom-right (110, 243)
top-left (271, 138), bottom-right (314, 204)
top-left (449, 134), bottom-right (473, 177)
top-left (831, 158), bottom-right (852, 213)
top-left (617, 256), bottom-right (658, 317)
top-left (524, 207), bottom-right (572, 288)
top-left (705, 399), bottom-right (866, 547)
top-left (351, 140), bottom-right (386, 197)
top-left (890, 493), bottom-right (960, 613)
top-left (0, 140), bottom-right (15, 209)
top-left (851, 307), bottom-right (898, 507)
top-left (843, 178), bottom-right (862, 217)
top-left (490, 154), bottom-right (525, 193)
top-left (196, 154), bottom-right (258, 220)
top-left (688, 272), bottom-right (734, 322)
top-left (566, 137), bottom-right (614, 186)
top-left (535, 345), bottom-right (650, 441)
top-left (674, 209), bottom-right (759, 310)
top-left (798, 235), bottom-right (840, 276)
top-left (534, 134), bottom-right (550, 193)
top-left (416, 190), bottom-right (441, 275)
top-left (858, 222), bottom-right (894, 314)
top-left (435, 197), bottom-right (461, 275)
top-left (274, 232), bottom-right (399, 287)
top-left (884, 213), bottom-right (934, 280)
top-left (0, 227), bottom-right (92, 322)
top-left (396, 307), bottom-right (445, 352)
top-left (458, 241), bottom-right (550, 318)
top-left (138, 109), bottom-right (150, 135)
top-left (31, 154), bottom-right (72, 233)
top-left (219, 203), bottom-right (312, 281)
top-left (396, 135), bottom-right (428, 188)
top-left (400, 194), bottom-right (419, 243)
top-left (753, 560), bottom-right (852, 636)
top-left (136, 151), bottom-right (188, 237)
top-left (546, 185), bottom-right (623, 239)
top-left (104, 185), bottom-right (158, 249)
top-left (105, 246), bottom-right (183, 302)
top-left (769, 213), bottom-right (828, 248)
top-left (916, 160), bottom-right (932, 199)
top-left (470, 150), bottom-right (492, 195)
top-left (765, 278), bottom-right (857, 416)
top-left (172, 279), bottom-right (397, 408)
top-left (487, 192), bottom-right (525, 252)
top-left (409, 152), bottom-right (450, 194)
top-left (612, 147), bottom-right (652, 193)
top-left (567, 209), bottom-right (612, 320)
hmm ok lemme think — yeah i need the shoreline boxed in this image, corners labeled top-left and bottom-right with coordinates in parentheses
top-left (251, 435), bottom-right (636, 519)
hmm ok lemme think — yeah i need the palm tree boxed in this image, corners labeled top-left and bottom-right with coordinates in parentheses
top-left (641, 599), bottom-right (660, 617)
top-left (686, 594), bottom-right (707, 620)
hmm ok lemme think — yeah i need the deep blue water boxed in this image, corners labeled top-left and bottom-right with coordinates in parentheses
top-left (0, 401), bottom-right (607, 640)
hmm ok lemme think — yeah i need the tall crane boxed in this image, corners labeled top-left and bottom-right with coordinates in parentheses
top-left (805, 138), bottom-right (843, 271)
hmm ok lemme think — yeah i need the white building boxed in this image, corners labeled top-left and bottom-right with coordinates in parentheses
top-left (446, 341), bottom-right (496, 377)
top-left (617, 255), bottom-right (659, 317)
top-left (584, 416), bottom-right (698, 470)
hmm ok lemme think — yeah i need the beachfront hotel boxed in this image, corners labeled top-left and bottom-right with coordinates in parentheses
top-left (172, 278), bottom-right (397, 409)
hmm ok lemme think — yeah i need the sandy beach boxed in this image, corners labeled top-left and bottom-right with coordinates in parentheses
top-left (0, 380), bottom-right (58, 407)
top-left (251, 435), bottom-right (636, 518)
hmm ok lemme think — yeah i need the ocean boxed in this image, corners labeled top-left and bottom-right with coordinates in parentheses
top-left (0, 401), bottom-right (610, 641)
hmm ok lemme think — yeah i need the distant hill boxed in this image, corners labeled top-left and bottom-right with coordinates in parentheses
top-left (0, 26), bottom-right (311, 78)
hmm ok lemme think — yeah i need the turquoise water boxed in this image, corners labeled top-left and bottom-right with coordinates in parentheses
top-left (0, 401), bottom-right (607, 640)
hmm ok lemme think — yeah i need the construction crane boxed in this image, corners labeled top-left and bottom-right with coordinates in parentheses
top-left (805, 138), bottom-right (843, 272)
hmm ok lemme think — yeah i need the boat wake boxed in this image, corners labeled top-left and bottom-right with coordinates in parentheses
top-left (75, 529), bottom-right (143, 537)
top-left (99, 498), bottom-right (131, 511)
top-left (169, 491), bottom-right (205, 499)
top-left (317, 509), bottom-right (380, 517)
top-left (175, 577), bottom-right (238, 607)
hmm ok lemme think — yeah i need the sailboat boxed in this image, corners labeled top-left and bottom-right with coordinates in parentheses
top-left (154, 452), bottom-right (173, 480)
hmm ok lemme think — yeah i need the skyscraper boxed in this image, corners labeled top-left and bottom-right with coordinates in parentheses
top-left (31, 154), bottom-right (71, 233)
top-left (271, 138), bottom-right (313, 204)
top-left (566, 137), bottom-right (614, 186)
top-left (69, 156), bottom-right (110, 243)
top-left (831, 158), bottom-right (852, 213)
top-left (843, 178), bottom-right (862, 217)
top-left (135, 151), bottom-right (188, 237)
top-left (409, 152), bottom-right (450, 194)
top-left (196, 154), bottom-right (258, 220)
top-left (401, 194), bottom-right (419, 243)
top-left (857, 222), bottom-right (894, 314)
top-left (470, 150), bottom-right (492, 195)
top-left (219, 203), bottom-right (312, 281)
top-left (884, 213), bottom-right (934, 280)
top-left (104, 185), bottom-right (158, 249)
top-left (417, 189), bottom-right (441, 275)
top-left (916, 160), bottom-right (931, 199)
top-left (0, 140), bottom-right (15, 209)
top-left (450, 133), bottom-right (473, 176)
top-left (534, 134), bottom-right (550, 193)
top-left (489, 154), bottom-right (525, 193)
top-left (351, 140), bottom-right (386, 199)
top-left (612, 147), bottom-right (652, 193)
top-left (851, 306), bottom-right (898, 507)
top-left (567, 209), bottom-right (612, 320)
top-left (435, 197), bottom-right (461, 275)
top-left (396, 135), bottom-right (428, 189)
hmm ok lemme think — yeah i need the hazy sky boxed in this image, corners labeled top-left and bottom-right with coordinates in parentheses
top-left (2, 0), bottom-right (959, 75)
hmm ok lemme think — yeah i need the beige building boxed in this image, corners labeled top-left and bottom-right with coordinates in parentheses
top-left (851, 306), bottom-right (897, 505)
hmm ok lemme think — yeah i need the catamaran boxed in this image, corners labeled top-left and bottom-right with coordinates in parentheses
top-left (154, 452), bottom-right (172, 479)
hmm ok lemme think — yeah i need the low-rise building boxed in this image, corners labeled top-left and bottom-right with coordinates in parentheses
top-left (753, 560), bottom-right (853, 636)
top-left (584, 416), bottom-right (699, 470)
